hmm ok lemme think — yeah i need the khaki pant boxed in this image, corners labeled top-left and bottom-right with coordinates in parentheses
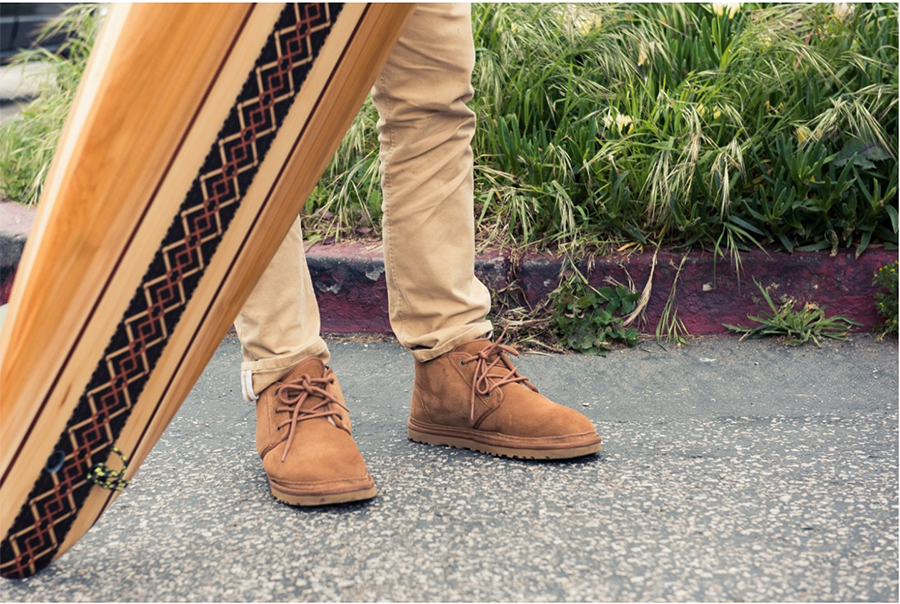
top-left (235, 3), bottom-right (493, 401)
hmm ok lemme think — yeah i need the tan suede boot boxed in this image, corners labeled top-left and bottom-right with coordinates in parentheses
top-left (256, 358), bottom-right (376, 506)
top-left (408, 335), bottom-right (602, 459)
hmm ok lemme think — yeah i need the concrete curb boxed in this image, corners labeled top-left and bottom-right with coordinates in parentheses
top-left (2, 200), bottom-right (896, 335)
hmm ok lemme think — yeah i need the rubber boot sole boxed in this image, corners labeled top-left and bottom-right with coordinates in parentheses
top-left (408, 427), bottom-right (601, 460)
top-left (269, 484), bottom-right (377, 507)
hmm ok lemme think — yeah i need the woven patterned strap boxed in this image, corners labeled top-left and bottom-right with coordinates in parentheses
top-left (0, 3), bottom-right (345, 579)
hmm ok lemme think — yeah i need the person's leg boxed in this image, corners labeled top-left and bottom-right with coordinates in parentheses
top-left (235, 216), bottom-right (329, 402)
top-left (372, 2), bottom-right (493, 361)
top-left (373, 3), bottom-right (601, 459)
top-left (236, 217), bottom-right (374, 505)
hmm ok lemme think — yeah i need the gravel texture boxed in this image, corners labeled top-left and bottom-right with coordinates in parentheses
top-left (1, 334), bottom-right (896, 602)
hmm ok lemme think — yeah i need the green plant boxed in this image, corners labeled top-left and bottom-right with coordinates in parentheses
top-left (549, 270), bottom-right (641, 355)
top-left (873, 261), bottom-right (898, 339)
top-left (725, 279), bottom-right (860, 346)
top-left (0, 5), bottom-right (102, 206)
top-left (3, 4), bottom-right (897, 261)
top-left (655, 254), bottom-right (691, 346)
top-left (299, 3), bottom-right (899, 257)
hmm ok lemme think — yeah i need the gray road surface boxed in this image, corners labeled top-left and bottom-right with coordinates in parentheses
top-left (1, 334), bottom-right (897, 602)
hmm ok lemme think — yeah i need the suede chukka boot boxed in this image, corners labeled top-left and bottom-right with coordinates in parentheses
top-left (408, 335), bottom-right (602, 459)
top-left (256, 358), bottom-right (376, 506)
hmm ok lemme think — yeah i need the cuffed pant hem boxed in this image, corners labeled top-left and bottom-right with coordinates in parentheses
top-left (240, 346), bottom-right (330, 402)
top-left (408, 320), bottom-right (493, 363)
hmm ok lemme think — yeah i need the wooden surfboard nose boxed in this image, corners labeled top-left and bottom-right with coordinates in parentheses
top-left (0, 2), bottom-right (414, 579)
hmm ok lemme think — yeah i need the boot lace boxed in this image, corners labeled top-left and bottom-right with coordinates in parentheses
top-left (460, 329), bottom-right (538, 421)
top-left (272, 372), bottom-right (348, 462)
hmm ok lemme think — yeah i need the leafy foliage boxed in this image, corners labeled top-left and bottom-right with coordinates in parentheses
top-left (548, 274), bottom-right (641, 355)
top-left (2, 3), bottom-right (897, 260)
top-left (307, 3), bottom-right (898, 256)
top-left (0, 5), bottom-right (102, 206)
top-left (873, 261), bottom-right (898, 338)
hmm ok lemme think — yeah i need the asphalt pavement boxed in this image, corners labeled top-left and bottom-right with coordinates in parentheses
top-left (0, 333), bottom-right (896, 602)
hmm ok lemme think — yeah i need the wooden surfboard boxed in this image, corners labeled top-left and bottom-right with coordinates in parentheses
top-left (0, 2), bottom-right (414, 579)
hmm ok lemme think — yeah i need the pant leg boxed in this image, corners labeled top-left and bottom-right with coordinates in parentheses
top-left (234, 216), bottom-right (329, 401)
top-left (373, 2), bottom-right (493, 362)
top-left (237, 2), bottom-right (491, 391)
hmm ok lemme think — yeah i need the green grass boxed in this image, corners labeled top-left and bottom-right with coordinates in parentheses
top-left (0, 5), bottom-right (102, 206)
top-left (308, 2), bottom-right (898, 257)
top-left (724, 278), bottom-right (861, 346)
top-left (2, 3), bottom-right (897, 261)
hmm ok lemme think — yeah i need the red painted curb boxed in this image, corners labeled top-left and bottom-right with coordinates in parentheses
top-left (305, 242), bottom-right (391, 333)
top-left (518, 248), bottom-right (898, 335)
top-left (1, 201), bottom-right (896, 335)
top-left (304, 242), bottom-right (897, 335)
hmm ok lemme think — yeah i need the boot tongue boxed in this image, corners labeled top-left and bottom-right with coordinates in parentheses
top-left (286, 358), bottom-right (326, 380)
